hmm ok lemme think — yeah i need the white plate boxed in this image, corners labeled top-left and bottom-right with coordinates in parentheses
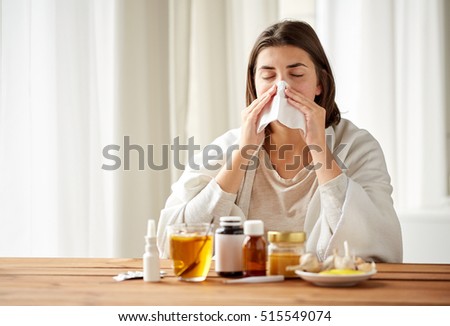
top-left (295, 270), bottom-right (377, 287)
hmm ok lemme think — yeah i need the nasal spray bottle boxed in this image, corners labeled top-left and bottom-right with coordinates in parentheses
top-left (143, 219), bottom-right (160, 282)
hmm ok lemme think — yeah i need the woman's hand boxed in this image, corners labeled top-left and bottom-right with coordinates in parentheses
top-left (215, 85), bottom-right (277, 194)
top-left (285, 86), bottom-right (326, 147)
top-left (240, 84), bottom-right (277, 150)
top-left (285, 85), bottom-right (342, 184)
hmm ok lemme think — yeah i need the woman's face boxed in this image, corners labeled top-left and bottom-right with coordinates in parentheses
top-left (254, 45), bottom-right (322, 100)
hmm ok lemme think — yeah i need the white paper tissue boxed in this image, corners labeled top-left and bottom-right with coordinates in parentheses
top-left (257, 81), bottom-right (305, 133)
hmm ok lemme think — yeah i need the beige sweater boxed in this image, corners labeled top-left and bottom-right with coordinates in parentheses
top-left (247, 149), bottom-right (319, 233)
top-left (157, 119), bottom-right (403, 262)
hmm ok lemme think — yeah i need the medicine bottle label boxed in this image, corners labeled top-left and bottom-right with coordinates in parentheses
top-left (215, 233), bottom-right (245, 272)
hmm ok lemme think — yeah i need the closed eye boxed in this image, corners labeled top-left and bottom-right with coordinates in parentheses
top-left (291, 74), bottom-right (304, 77)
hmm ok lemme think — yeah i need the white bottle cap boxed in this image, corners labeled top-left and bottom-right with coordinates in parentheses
top-left (244, 220), bottom-right (264, 236)
top-left (146, 219), bottom-right (156, 238)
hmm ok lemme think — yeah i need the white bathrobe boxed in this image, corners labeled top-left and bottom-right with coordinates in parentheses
top-left (157, 118), bottom-right (403, 262)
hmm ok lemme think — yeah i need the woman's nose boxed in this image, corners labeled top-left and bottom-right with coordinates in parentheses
top-left (275, 78), bottom-right (288, 90)
top-left (268, 78), bottom-right (284, 92)
top-left (275, 76), bottom-right (288, 86)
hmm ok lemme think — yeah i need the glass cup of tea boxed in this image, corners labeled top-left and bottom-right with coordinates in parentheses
top-left (169, 223), bottom-right (214, 282)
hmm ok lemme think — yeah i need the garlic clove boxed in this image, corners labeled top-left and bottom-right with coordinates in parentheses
top-left (356, 263), bottom-right (372, 273)
top-left (334, 241), bottom-right (356, 270)
top-left (334, 255), bottom-right (355, 270)
top-left (356, 261), bottom-right (377, 273)
top-left (298, 252), bottom-right (321, 273)
top-left (322, 254), bottom-right (336, 271)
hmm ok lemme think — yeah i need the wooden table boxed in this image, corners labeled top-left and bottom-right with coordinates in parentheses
top-left (1, 258), bottom-right (449, 305)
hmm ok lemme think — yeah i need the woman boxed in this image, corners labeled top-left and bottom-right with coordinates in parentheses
top-left (157, 20), bottom-right (403, 262)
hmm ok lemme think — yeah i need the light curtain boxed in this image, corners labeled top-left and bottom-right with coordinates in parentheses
top-left (316, 0), bottom-right (447, 211)
top-left (0, 0), bottom-right (121, 256)
top-left (0, 0), bottom-right (172, 257)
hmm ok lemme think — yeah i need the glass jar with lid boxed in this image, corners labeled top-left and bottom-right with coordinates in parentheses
top-left (267, 231), bottom-right (306, 278)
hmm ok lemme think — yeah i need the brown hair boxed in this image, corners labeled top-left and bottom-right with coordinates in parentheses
top-left (246, 20), bottom-right (340, 127)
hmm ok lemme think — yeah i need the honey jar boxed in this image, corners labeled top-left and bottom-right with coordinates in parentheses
top-left (267, 231), bottom-right (306, 278)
